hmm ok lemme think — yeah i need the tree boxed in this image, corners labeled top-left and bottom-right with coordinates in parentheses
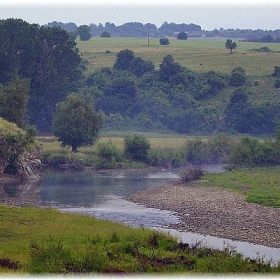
top-left (177, 32), bottom-right (188, 40)
top-left (225, 39), bottom-right (237, 54)
top-left (230, 67), bottom-right (246, 86)
top-left (113, 49), bottom-right (135, 71)
top-left (101, 31), bottom-right (110, 38)
top-left (158, 55), bottom-right (183, 82)
top-left (77, 25), bottom-right (91, 41)
top-left (159, 38), bottom-right (170, 45)
top-left (0, 76), bottom-right (30, 128)
top-left (52, 93), bottom-right (103, 152)
top-left (124, 134), bottom-right (151, 161)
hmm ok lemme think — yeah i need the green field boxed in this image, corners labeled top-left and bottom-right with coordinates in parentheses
top-left (76, 37), bottom-right (280, 77)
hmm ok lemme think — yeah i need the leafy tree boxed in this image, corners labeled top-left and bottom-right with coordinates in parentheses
top-left (113, 49), bottom-right (135, 71)
top-left (229, 67), bottom-right (246, 86)
top-left (124, 134), bottom-right (151, 161)
top-left (177, 32), bottom-right (188, 40)
top-left (225, 39), bottom-right (237, 54)
top-left (159, 38), bottom-right (170, 45)
top-left (52, 93), bottom-right (103, 152)
top-left (101, 31), bottom-right (110, 38)
top-left (159, 55), bottom-right (183, 82)
top-left (0, 76), bottom-right (30, 128)
top-left (77, 25), bottom-right (91, 41)
top-left (129, 57), bottom-right (155, 77)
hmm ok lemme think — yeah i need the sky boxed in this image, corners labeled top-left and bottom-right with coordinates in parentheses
top-left (1, 0), bottom-right (280, 31)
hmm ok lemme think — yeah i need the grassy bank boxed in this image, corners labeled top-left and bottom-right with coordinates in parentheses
top-left (201, 166), bottom-right (280, 207)
top-left (0, 205), bottom-right (279, 274)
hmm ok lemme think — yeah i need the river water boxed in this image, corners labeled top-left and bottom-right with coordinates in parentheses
top-left (2, 166), bottom-right (280, 265)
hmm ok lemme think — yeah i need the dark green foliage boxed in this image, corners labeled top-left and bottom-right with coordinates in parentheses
top-left (272, 66), bottom-right (280, 77)
top-left (274, 79), bottom-right (280, 88)
top-left (0, 76), bottom-right (30, 128)
top-left (52, 93), bottom-right (103, 152)
top-left (229, 67), bottom-right (246, 86)
top-left (101, 31), bottom-right (110, 38)
top-left (230, 136), bottom-right (280, 167)
top-left (225, 39), bottom-right (237, 53)
top-left (159, 37), bottom-right (170, 45)
top-left (159, 55), bottom-right (183, 82)
top-left (113, 49), bottom-right (135, 71)
top-left (177, 32), bottom-right (188, 40)
top-left (77, 25), bottom-right (91, 41)
top-left (124, 134), bottom-right (151, 161)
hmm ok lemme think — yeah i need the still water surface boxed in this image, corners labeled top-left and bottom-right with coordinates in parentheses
top-left (37, 166), bottom-right (280, 265)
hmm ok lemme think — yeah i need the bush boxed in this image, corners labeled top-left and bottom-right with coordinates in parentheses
top-left (274, 79), bottom-right (280, 88)
top-left (159, 38), bottom-right (170, 45)
top-left (41, 150), bottom-right (69, 166)
top-left (179, 166), bottom-right (204, 183)
top-left (177, 32), bottom-right (188, 40)
top-left (124, 134), bottom-right (151, 161)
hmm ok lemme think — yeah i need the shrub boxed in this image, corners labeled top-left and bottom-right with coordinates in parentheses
top-left (177, 32), bottom-right (188, 40)
top-left (159, 38), bottom-right (169, 45)
top-left (124, 134), bottom-right (151, 161)
top-left (274, 79), bottom-right (280, 88)
top-left (179, 166), bottom-right (204, 183)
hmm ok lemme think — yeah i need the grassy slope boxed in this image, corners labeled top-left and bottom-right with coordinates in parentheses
top-left (77, 37), bottom-right (280, 117)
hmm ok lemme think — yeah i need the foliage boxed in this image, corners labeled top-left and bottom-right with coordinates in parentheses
top-left (274, 79), bottom-right (280, 88)
top-left (0, 76), bottom-right (30, 128)
top-left (229, 67), bottom-right (246, 86)
top-left (77, 25), bottom-right (91, 41)
top-left (159, 38), bottom-right (170, 45)
top-left (95, 140), bottom-right (122, 169)
top-left (101, 31), bottom-right (110, 38)
top-left (52, 93), bottom-right (103, 152)
top-left (225, 39), bottom-right (237, 53)
top-left (179, 166), bottom-right (204, 183)
top-left (124, 134), bottom-right (151, 161)
top-left (177, 32), bottom-right (188, 40)
top-left (0, 127), bottom-right (37, 174)
top-left (0, 19), bottom-right (82, 132)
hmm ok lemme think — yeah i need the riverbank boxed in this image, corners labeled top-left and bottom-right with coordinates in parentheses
top-left (127, 182), bottom-right (280, 248)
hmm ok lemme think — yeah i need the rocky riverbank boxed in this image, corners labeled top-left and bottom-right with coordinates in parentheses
top-left (127, 183), bottom-right (280, 248)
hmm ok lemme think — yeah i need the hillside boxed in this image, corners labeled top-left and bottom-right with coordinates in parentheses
top-left (76, 37), bottom-right (280, 136)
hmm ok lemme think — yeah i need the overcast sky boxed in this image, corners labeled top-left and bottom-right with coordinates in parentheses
top-left (1, 0), bottom-right (280, 31)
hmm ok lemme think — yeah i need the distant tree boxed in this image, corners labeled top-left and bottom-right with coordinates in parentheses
top-left (113, 49), bottom-right (135, 71)
top-left (159, 38), bottom-right (170, 45)
top-left (52, 93), bottom-right (103, 152)
top-left (77, 25), bottom-right (91, 41)
top-left (158, 55), bottom-right (183, 82)
top-left (68, 30), bottom-right (79, 41)
top-left (177, 32), bottom-right (188, 40)
top-left (101, 31), bottom-right (110, 38)
top-left (272, 66), bottom-right (280, 77)
top-left (230, 67), bottom-right (246, 86)
top-left (225, 39), bottom-right (237, 54)
top-left (129, 57), bottom-right (155, 77)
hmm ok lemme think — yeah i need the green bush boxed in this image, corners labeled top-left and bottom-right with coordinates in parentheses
top-left (124, 134), bottom-right (151, 162)
top-left (159, 38), bottom-right (169, 45)
top-left (41, 150), bottom-right (69, 166)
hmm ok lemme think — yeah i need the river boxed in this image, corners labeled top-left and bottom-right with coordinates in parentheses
top-left (1, 165), bottom-right (280, 265)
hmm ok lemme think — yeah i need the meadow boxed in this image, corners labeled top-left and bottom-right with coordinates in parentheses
top-left (77, 37), bottom-right (280, 77)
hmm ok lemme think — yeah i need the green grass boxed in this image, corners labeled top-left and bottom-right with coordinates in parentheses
top-left (77, 37), bottom-right (280, 77)
top-left (201, 166), bottom-right (280, 207)
top-left (0, 205), bottom-right (278, 274)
